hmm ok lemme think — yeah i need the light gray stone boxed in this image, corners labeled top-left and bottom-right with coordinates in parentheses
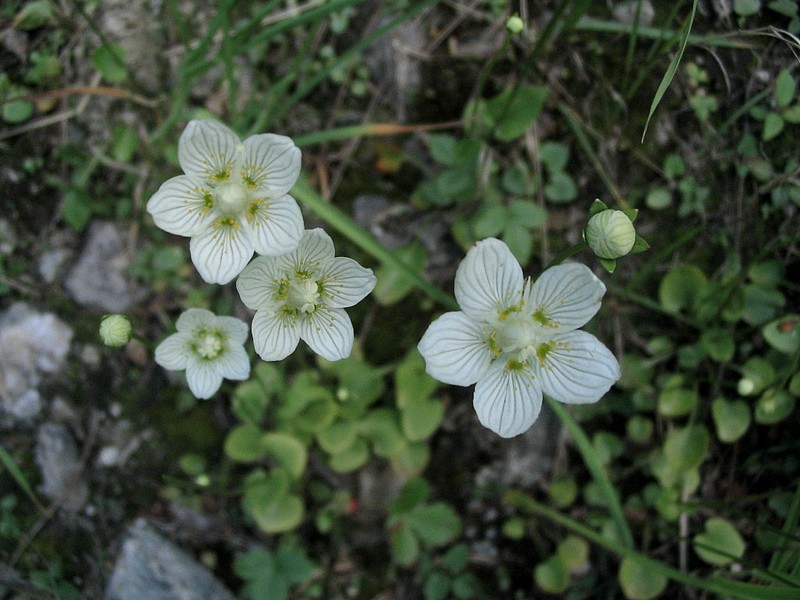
top-left (105, 519), bottom-right (237, 600)
top-left (0, 303), bottom-right (73, 422)
top-left (35, 422), bottom-right (88, 511)
top-left (65, 221), bottom-right (143, 313)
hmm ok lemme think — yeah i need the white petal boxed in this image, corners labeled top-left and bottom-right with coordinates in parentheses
top-left (146, 175), bottom-right (215, 236)
top-left (533, 330), bottom-right (621, 404)
top-left (242, 134), bottom-right (301, 197)
top-left (455, 238), bottom-right (524, 322)
top-left (186, 360), bottom-right (224, 399)
top-left (176, 308), bottom-right (216, 332)
top-left (189, 220), bottom-right (254, 284)
top-left (154, 332), bottom-right (191, 370)
top-left (251, 310), bottom-right (301, 361)
top-left (178, 120), bottom-right (241, 181)
top-left (417, 312), bottom-right (491, 386)
top-left (216, 344), bottom-right (251, 381)
top-left (318, 257), bottom-right (376, 309)
top-left (278, 228), bottom-right (335, 273)
top-left (526, 263), bottom-right (606, 331)
top-left (473, 361), bottom-right (542, 438)
top-left (300, 307), bottom-right (353, 361)
top-left (246, 194), bottom-right (304, 257)
top-left (236, 256), bottom-right (283, 309)
top-left (215, 316), bottom-right (249, 344)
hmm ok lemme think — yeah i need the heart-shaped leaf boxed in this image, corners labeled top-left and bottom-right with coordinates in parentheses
top-left (693, 517), bottom-right (745, 566)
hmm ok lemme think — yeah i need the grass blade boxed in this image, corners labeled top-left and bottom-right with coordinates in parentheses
top-left (544, 398), bottom-right (634, 549)
top-left (0, 444), bottom-right (45, 513)
top-left (640, 0), bottom-right (697, 142)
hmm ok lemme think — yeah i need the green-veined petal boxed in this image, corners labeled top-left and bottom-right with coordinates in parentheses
top-left (473, 360), bottom-right (543, 438)
top-left (418, 311), bottom-right (492, 386)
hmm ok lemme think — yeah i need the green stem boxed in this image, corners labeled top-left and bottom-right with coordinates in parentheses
top-left (543, 398), bottom-right (634, 549)
top-left (547, 241), bottom-right (588, 269)
top-left (505, 490), bottom-right (800, 600)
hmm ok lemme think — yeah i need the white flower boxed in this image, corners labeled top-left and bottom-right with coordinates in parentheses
top-left (146, 119), bottom-right (304, 284)
top-left (236, 228), bottom-right (376, 362)
top-left (417, 238), bottom-right (621, 438)
top-left (154, 308), bottom-right (250, 399)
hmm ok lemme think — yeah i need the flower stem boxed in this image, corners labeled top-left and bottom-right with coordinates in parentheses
top-left (546, 241), bottom-right (588, 269)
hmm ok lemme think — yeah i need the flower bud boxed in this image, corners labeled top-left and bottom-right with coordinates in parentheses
top-left (99, 314), bottom-right (132, 348)
top-left (585, 209), bottom-right (636, 259)
top-left (506, 15), bottom-right (524, 34)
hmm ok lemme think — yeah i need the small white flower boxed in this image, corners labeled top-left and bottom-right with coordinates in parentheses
top-left (418, 238), bottom-right (621, 438)
top-left (146, 119), bottom-right (304, 284)
top-left (236, 228), bottom-right (376, 362)
top-left (155, 308), bottom-right (250, 399)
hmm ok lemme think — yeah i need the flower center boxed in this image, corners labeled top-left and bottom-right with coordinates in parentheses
top-left (195, 331), bottom-right (224, 359)
top-left (214, 180), bottom-right (249, 215)
top-left (286, 278), bottom-right (320, 313)
top-left (494, 313), bottom-right (547, 363)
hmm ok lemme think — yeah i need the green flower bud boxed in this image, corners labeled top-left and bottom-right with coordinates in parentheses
top-left (99, 314), bottom-right (132, 348)
top-left (506, 15), bottom-right (524, 34)
top-left (584, 209), bottom-right (636, 259)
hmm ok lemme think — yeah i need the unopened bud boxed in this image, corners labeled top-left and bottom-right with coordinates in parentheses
top-left (99, 314), bottom-right (132, 348)
top-left (584, 209), bottom-right (636, 259)
top-left (506, 15), bottom-right (524, 34)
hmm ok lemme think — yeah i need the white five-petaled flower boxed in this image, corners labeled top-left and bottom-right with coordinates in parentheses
top-left (417, 238), bottom-right (621, 438)
top-left (236, 228), bottom-right (376, 362)
top-left (146, 119), bottom-right (304, 284)
top-left (154, 308), bottom-right (250, 399)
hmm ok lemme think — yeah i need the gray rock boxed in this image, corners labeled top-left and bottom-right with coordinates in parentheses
top-left (0, 303), bottom-right (73, 422)
top-left (34, 423), bottom-right (88, 511)
top-left (105, 519), bottom-right (237, 600)
top-left (65, 221), bottom-right (144, 313)
top-left (612, 0), bottom-right (655, 27)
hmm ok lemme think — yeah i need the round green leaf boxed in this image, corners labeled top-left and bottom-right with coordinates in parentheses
top-left (626, 416), bottom-right (654, 444)
top-left (406, 503), bottom-right (461, 546)
top-left (544, 172), bottom-right (578, 204)
top-left (761, 315), bottom-right (800, 354)
top-left (775, 68), bottom-right (796, 108)
top-left (659, 265), bottom-right (707, 314)
top-left (658, 387), bottom-right (698, 417)
top-left (557, 536), bottom-right (589, 572)
top-left (225, 424), bottom-right (267, 462)
top-left (390, 522), bottom-right (419, 566)
top-left (251, 493), bottom-right (304, 534)
top-left (763, 112), bottom-right (785, 141)
top-left (755, 389), bottom-right (796, 425)
top-left (619, 556), bottom-right (667, 600)
top-left (401, 399), bottom-right (444, 441)
top-left (534, 555), bottom-right (570, 594)
top-left (711, 398), bottom-right (750, 443)
top-left (646, 187), bottom-right (672, 210)
top-left (548, 477), bottom-right (578, 508)
top-left (508, 199), bottom-right (547, 228)
top-left (91, 43), bottom-right (128, 83)
top-left (701, 329), bottom-right (735, 363)
top-left (390, 441), bottom-right (430, 478)
top-left (693, 517), bottom-right (745, 566)
top-left (328, 437), bottom-right (369, 473)
top-left (664, 425), bottom-right (709, 473)
top-left (360, 409), bottom-right (404, 457)
top-left (317, 420), bottom-right (358, 454)
top-left (737, 357), bottom-right (777, 396)
top-left (261, 433), bottom-right (307, 480)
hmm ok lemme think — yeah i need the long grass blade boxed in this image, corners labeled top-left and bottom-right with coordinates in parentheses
top-left (0, 444), bottom-right (45, 513)
top-left (640, 0), bottom-right (698, 142)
